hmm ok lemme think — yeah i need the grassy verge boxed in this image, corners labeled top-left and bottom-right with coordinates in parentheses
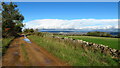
top-left (28, 35), bottom-right (118, 66)
top-left (56, 35), bottom-right (119, 50)
top-left (2, 37), bottom-right (14, 54)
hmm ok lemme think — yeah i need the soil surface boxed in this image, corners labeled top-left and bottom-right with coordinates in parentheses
top-left (2, 37), bottom-right (68, 66)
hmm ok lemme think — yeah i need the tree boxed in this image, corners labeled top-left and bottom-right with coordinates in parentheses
top-left (2, 2), bottom-right (24, 38)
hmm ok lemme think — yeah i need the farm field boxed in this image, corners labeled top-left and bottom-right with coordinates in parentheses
top-left (56, 35), bottom-right (119, 50)
top-left (28, 35), bottom-right (118, 66)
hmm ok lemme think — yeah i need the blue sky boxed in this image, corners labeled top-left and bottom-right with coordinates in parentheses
top-left (16, 2), bottom-right (118, 22)
top-left (14, 2), bottom-right (118, 30)
top-left (4, 0), bottom-right (120, 2)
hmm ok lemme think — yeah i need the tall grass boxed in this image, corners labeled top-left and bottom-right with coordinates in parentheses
top-left (28, 35), bottom-right (118, 66)
top-left (56, 35), bottom-right (119, 50)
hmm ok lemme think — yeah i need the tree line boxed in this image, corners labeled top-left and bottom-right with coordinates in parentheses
top-left (87, 31), bottom-right (120, 38)
top-left (23, 28), bottom-right (38, 33)
top-left (87, 31), bottom-right (112, 37)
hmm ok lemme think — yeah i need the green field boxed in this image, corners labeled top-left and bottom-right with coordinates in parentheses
top-left (56, 35), bottom-right (119, 50)
top-left (28, 35), bottom-right (118, 66)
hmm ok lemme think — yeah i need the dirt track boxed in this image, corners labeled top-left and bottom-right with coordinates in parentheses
top-left (2, 37), bottom-right (68, 66)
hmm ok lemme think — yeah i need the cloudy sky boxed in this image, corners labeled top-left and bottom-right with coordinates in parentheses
top-left (24, 19), bottom-right (118, 30)
top-left (16, 2), bottom-right (118, 30)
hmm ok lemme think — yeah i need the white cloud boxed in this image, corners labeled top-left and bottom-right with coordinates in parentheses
top-left (24, 19), bottom-right (118, 30)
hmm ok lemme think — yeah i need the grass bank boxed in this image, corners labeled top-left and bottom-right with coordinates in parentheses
top-left (2, 37), bottom-right (14, 54)
top-left (56, 35), bottom-right (119, 50)
top-left (28, 35), bottom-right (118, 66)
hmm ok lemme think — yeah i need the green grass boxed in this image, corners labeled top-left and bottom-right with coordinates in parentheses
top-left (2, 37), bottom-right (14, 54)
top-left (56, 35), bottom-right (119, 50)
top-left (28, 35), bottom-right (118, 66)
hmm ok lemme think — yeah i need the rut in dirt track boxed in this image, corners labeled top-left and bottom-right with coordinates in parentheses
top-left (2, 37), bottom-right (68, 66)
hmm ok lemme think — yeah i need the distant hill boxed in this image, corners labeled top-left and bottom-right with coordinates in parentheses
top-left (38, 29), bottom-right (119, 36)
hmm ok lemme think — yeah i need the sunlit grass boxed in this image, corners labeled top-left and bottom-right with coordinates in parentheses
top-left (28, 35), bottom-right (118, 66)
